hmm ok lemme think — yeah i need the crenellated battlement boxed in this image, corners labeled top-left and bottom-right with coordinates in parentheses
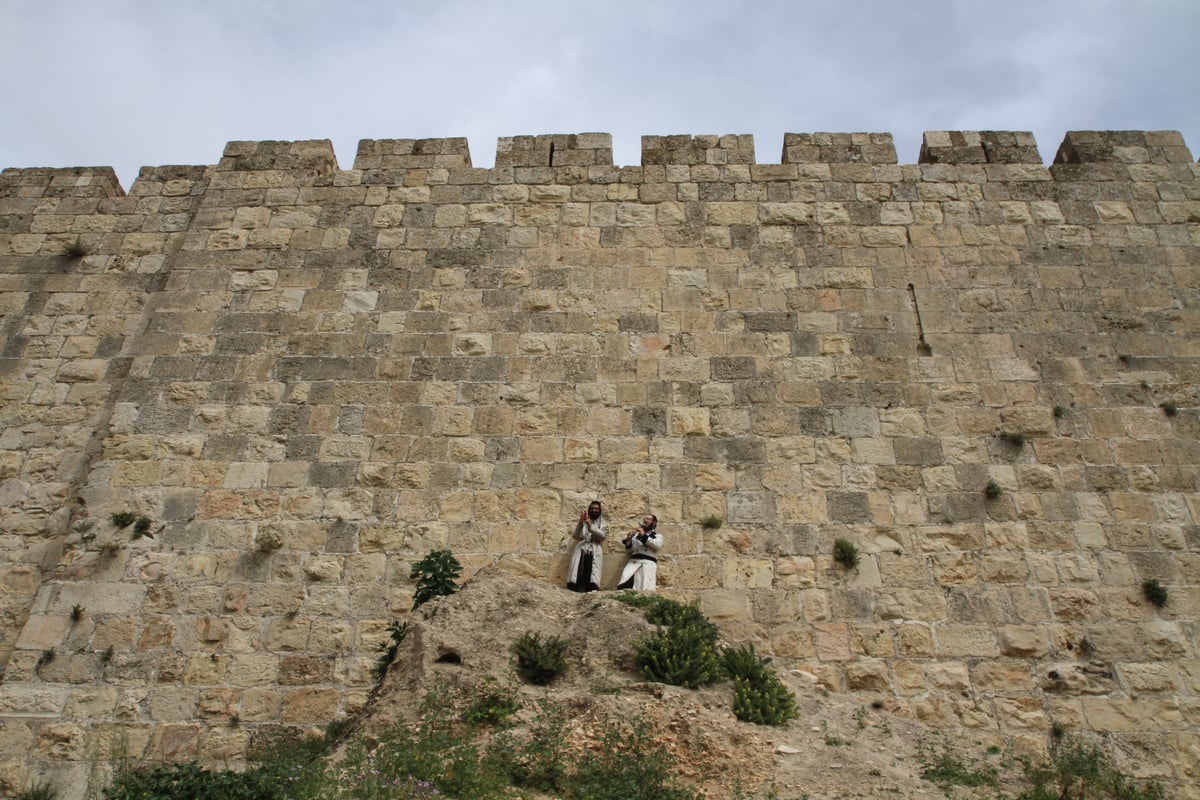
top-left (5, 131), bottom-right (1193, 197)
top-left (1, 128), bottom-right (1199, 799)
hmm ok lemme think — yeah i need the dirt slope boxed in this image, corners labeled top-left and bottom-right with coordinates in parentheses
top-left (344, 563), bottom-right (1022, 799)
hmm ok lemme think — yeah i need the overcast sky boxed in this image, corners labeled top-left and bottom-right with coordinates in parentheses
top-left (2, 0), bottom-right (1197, 188)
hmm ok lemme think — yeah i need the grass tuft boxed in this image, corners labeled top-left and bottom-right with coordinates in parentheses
top-left (833, 538), bottom-right (859, 569)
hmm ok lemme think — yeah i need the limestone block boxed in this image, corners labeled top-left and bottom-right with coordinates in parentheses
top-left (813, 622), bottom-right (851, 661)
top-left (280, 688), bottom-right (339, 723)
top-left (844, 659), bottom-right (892, 691)
top-left (15, 614), bottom-right (71, 650)
top-left (934, 624), bottom-right (999, 657)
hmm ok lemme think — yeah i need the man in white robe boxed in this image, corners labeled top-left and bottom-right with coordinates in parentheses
top-left (617, 513), bottom-right (662, 591)
top-left (567, 500), bottom-right (607, 592)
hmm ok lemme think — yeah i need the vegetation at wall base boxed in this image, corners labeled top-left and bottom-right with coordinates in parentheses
top-left (410, 549), bottom-right (462, 609)
top-left (1017, 736), bottom-right (1165, 800)
top-left (919, 742), bottom-right (999, 790)
top-left (511, 630), bottom-right (569, 685)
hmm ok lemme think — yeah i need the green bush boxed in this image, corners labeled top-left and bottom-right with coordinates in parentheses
top-left (512, 630), bottom-right (569, 685)
top-left (634, 624), bottom-right (722, 689)
top-left (103, 761), bottom-right (286, 800)
top-left (616, 595), bottom-right (719, 646)
top-left (731, 675), bottom-right (798, 726)
top-left (985, 479), bottom-right (1004, 500)
top-left (700, 515), bottom-right (723, 530)
top-left (410, 549), bottom-right (461, 609)
top-left (1018, 737), bottom-right (1165, 800)
top-left (721, 644), bottom-right (798, 726)
top-left (833, 538), bottom-right (859, 569)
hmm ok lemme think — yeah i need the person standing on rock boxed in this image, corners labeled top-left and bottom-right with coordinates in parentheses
top-left (617, 513), bottom-right (662, 591)
top-left (566, 500), bottom-right (608, 592)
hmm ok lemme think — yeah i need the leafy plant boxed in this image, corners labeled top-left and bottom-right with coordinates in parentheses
top-left (1017, 736), bottom-right (1165, 800)
top-left (833, 538), bottom-right (859, 569)
top-left (410, 549), bottom-right (461, 609)
top-left (1160, 401), bottom-right (1178, 417)
top-left (109, 511), bottom-right (136, 528)
top-left (1053, 405), bottom-right (1067, 418)
top-left (372, 619), bottom-right (409, 683)
top-left (98, 541), bottom-right (121, 557)
top-left (36, 649), bottom-right (55, 670)
top-left (463, 677), bottom-right (520, 725)
top-left (700, 515), bottom-right (723, 530)
top-left (70, 604), bottom-right (84, 623)
top-left (512, 630), bottom-right (569, 685)
top-left (1142, 579), bottom-right (1168, 609)
top-left (985, 479), bottom-right (1004, 500)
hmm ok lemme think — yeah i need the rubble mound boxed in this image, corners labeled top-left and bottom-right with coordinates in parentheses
top-left (345, 563), bottom-right (1019, 799)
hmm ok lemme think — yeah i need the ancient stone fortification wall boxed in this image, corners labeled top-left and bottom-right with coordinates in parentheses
top-left (1, 130), bottom-right (1198, 796)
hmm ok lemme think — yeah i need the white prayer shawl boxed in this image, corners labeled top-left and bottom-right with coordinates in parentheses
top-left (567, 517), bottom-right (607, 591)
top-left (618, 530), bottom-right (663, 591)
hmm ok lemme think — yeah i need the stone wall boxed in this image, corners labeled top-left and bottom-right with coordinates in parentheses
top-left (1, 129), bottom-right (1198, 797)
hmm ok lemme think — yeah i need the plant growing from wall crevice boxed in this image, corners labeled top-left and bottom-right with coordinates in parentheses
top-left (1142, 579), bottom-right (1168, 609)
top-left (833, 538), bottom-right (859, 570)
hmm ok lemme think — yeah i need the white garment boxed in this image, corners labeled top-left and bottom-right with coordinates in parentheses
top-left (567, 516), bottom-right (607, 591)
top-left (618, 529), bottom-right (663, 591)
